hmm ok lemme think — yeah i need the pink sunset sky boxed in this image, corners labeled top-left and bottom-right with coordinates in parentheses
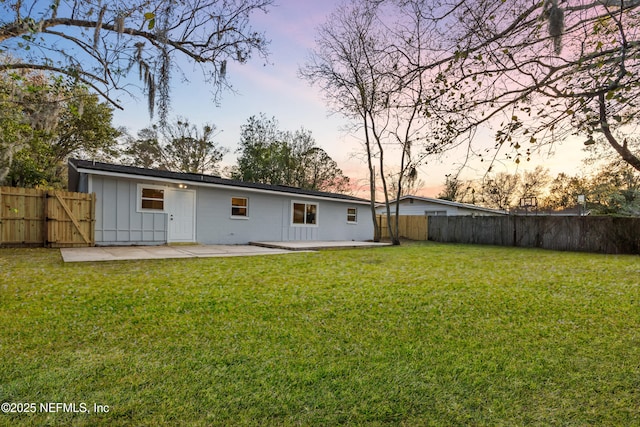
top-left (112, 0), bottom-right (591, 199)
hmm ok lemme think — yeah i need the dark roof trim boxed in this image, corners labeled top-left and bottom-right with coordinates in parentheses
top-left (69, 159), bottom-right (370, 204)
top-left (377, 195), bottom-right (508, 215)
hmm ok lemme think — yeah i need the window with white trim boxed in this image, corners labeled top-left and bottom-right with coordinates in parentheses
top-left (347, 207), bottom-right (357, 223)
top-left (292, 202), bottom-right (317, 225)
top-left (231, 197), bottom-right (248, 217)
top-left (138, 185), bottom-right (165, 211)
top-left (425, 210), bottom-right (447, 216)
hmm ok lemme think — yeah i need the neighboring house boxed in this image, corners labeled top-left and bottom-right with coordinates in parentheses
top-left (68, 159), bottom-right (373, 246)
top-left (376, 195), bottom-right (507, 216)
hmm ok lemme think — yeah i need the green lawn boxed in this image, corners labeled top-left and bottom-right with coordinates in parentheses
top-left (1, 242), bottom-right (639, 426)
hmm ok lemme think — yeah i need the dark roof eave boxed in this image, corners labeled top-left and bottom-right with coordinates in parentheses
top-left (69, 158), bottom-right (370, 204)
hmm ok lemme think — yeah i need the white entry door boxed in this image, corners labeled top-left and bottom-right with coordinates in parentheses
top-left (167, 189), bottom-right (196, 242)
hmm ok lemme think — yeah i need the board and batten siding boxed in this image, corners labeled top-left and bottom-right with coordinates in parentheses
top-left (91, 175), bottom-right (167, 245)
top-left (196, 187), bottom-right (285, 244)
top-left (195, 187), bottom-right (371, 244)
top-left (86, 174), bottom-right (372, 246)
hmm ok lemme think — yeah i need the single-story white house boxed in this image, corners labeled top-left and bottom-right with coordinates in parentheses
top-left (68, 159), bottom-right (373, 246)
top-left (376, 195), bottom-right (507, 216)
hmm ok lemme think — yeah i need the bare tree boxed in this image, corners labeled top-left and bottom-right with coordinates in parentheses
top-left (301, 0), bottom-right (448, 244)
top-left (520, 166), bottom-right (551, 201)
top-left (386, 168), bottom-right (425, 200)
top-left (456, 167), bottom-right (550, 210)
top-left (0, 0), bottom-right (273, 124)
top-left (481, 172), bottom-right (520, 210)
top-left (301, 2), bottom-right (386, 241)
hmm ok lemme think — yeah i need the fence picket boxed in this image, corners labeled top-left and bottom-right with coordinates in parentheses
top-left (428, 215), bottom-right (640, 255)
top-left (0, 186), bottom-right (95, 248)
top-left (376, 215), bottom-right (428, 241)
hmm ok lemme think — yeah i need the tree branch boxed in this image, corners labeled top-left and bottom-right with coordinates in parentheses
top-left (598, 93), bottom-right (640, 172)
top-left (0, 63), bottom-right (123, 109)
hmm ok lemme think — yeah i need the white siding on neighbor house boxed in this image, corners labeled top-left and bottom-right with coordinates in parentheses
top-left (377, 202), bottom-right (438, 215)
top-left (91, 175), bottom-right (167, 245)
top-left (376, 199), bottom-right (505, 217)
top-left (377, 201), bottom-right (460, 216)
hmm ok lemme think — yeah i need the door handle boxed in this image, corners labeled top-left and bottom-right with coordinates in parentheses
top-left (170, 214), bottom-right (174, 221)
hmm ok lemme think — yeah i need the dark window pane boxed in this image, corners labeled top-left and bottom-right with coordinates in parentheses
top-left (293, 203), bottom-right (305, 224)
top-left (142, 199), bottom-right (164, 210)
top-left (142, 188), bottom-right (164, 199)
top-left (306, 204), bottom-right (316, 224)
top-left (231, 197), bottom-right (247, 207)
top-left (232, 207), bottom-right (247, 216)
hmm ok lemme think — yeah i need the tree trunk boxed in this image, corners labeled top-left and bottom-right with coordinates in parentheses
top-left (599, 94), bottom-right (640, 173)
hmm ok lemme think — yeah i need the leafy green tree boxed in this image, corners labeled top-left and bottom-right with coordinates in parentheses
top-left (233, 114), bottom-right (351, 193)
top-left (1, 70), bottom-right (120, 187)
top-left (162, 119), bottom-right (226, 174)
top-left (233, 114), bottom-right (283, 184)
top-left (0, 77), bottom-right (31, 183)
top-left (53, 89), bottom-right (122, 162)
top-left (588, 161), bottom-right (640, 216)
top-left (122, 119), bottom-right (226, 174)
top-left (121, 127), bottom-right (164, 170)
top-left (287, 129), bottom-right (351, 193)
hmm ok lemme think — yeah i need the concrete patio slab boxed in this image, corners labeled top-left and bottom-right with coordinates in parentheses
top-left (60, 241), bottom-right (388, 262)
top-left (60, 244), bottom-right (297, 263)
top-left (250, 240), bottom-right (392, 251)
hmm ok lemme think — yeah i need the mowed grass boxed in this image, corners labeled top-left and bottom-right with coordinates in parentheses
top-left (0, 242), bottom-right (639, 426)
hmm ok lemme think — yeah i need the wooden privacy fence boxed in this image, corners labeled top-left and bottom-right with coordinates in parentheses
top-left (377, 215), bottom-right (428, 241)
top-left (0, 186), bottom-right (95, 248)
top-left (428, 215), bottom-right (640, 254)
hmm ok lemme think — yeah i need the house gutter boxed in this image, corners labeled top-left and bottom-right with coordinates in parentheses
top-left (74, 166), bottom-right (371, 205)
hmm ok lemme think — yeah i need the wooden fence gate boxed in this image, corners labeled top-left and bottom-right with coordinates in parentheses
top-left (0, 186), bottom-right (95, 248)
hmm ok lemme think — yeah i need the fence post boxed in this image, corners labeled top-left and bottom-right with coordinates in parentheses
top-left (424, 215), bottom-right (428, 241)
top-left (43, 191), bottom-right (49, 247)
top-left (90, 192), bottom-right (96, 246)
